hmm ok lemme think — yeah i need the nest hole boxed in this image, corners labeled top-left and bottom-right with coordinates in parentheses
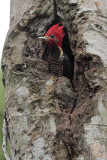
top-left (42, 15), bottom-right (74, 82)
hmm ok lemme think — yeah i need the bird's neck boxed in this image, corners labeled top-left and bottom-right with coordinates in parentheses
top-left (49, 45), bottom-right (59, 52)
top-left (49, 46), bottom-right (63, 60)
top-left (49, 45), bottom-right (63, 55)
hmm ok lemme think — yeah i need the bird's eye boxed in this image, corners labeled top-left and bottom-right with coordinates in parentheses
top-left (50, 35), bottom-right (55, 38)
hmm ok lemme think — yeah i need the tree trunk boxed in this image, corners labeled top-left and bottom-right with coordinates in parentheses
top-left (2, 0), bottom-right (107, 159)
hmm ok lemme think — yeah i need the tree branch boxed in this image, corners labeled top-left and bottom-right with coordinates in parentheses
top-left (2, 119), bottom-right (11, 160)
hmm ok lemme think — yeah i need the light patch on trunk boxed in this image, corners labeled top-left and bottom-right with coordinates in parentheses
top-left (46, 77), bottom-right (54, 92)
top-left (84, 94), bottom-right (107, 158)
top-left (84, 30), bottom-right (107, 66)
top-left (46, 79), bottom-right (53, 86)
top-left (33, 137), bottom-right (52, 160)
top-left (98, 94), bottom-right (106, 112)
top-left (49, 116), bottom-right (56, 134)
top-left (16, 87), bottom-right (29, 104)
top-left (84, 115), bottom-right (102, 144)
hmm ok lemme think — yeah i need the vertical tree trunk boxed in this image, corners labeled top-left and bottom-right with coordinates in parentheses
top-left (2, 0), bottom-right (107, 159)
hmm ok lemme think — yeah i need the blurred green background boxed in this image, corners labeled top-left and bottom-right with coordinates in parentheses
top-left (0, 67), bottom-right (5, 160)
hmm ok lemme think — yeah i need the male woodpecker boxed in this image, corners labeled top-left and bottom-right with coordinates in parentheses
top-left (38, 23), bottom-right (72, 80)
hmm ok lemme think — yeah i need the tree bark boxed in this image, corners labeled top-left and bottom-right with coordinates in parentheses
top-left (2, 0), bottom-right (107, 160)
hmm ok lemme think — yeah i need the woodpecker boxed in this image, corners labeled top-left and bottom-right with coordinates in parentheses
top-left (39, 23), bottom-right (73, 80)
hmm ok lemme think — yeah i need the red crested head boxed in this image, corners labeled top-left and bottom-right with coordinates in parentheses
top-left (45, 23), bottom-right (65, 48)
top-left (39, 23), bottom-right (65, 48)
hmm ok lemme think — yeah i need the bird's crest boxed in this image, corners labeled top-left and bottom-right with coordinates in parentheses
top-left (45, 23), bottom-right (65, 47)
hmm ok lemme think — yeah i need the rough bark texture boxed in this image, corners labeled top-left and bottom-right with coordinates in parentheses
top-left (2, 0), bottom-right (107, 159)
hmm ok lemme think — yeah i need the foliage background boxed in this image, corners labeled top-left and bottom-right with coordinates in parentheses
top-left (0, 68), bottom-right (5, 160)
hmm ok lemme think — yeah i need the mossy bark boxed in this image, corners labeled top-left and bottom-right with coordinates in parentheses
top-left (2, 0), bottom-right (107, 159)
